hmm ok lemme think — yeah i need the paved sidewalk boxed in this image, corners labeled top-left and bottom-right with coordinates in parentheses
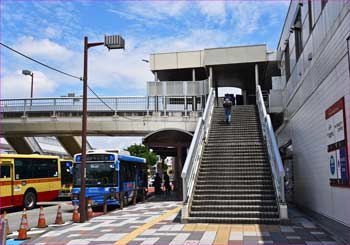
top-left (6, 201), bottom-right (342, 245)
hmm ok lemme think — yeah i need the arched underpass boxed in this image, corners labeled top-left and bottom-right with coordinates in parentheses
top-left (143, 128), bottom-right (193, 201)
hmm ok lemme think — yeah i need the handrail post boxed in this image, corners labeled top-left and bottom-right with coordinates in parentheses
top-left (163, 96), bottom-right (167, 115)
top-left (114, 98), bottom-right (118, 116)
top-left (146, 96), bottom-right (150, 116)
top-left (53, 98), bottom-right (57, 117)
top-left (23, 99), bottom-right (27, 117)
top-left (184, 96), bottom-right (188, 116)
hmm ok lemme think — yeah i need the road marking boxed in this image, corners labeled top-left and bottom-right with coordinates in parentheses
top-left (113, 205), bottom-right (181, 245)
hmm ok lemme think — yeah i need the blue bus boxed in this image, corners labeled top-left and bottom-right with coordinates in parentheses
top-left (71, 149), bottom-right (147, 206)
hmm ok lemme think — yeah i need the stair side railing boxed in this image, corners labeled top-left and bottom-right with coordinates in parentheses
top-left (256, 85), bottom-right (288, 220)
top-left (181, 88), bottom-right (215, 221)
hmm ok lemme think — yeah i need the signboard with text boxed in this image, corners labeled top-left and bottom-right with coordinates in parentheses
top-left (325, 97), bottom-right (349, 187)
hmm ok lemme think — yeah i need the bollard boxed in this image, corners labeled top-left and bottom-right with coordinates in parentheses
top-left (103, 195), bottom-right (108, 214)
top-left (132, 189), bottom-right (137, 205)
top-left (1, 218), bottom-right (8, 245)
top-left (119, 192), bottom-right (124, 210)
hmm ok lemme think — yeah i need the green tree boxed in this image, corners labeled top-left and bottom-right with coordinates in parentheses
top-left (126, 144), bottom-right (158, 166)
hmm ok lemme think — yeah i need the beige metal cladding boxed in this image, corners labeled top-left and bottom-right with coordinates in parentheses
top-left (204, 44), bottom-right (267, 66)
top-left (150, 50), bottom-right (204, 71)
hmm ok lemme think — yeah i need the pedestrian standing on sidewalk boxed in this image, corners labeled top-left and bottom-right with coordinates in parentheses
top-left (223, 97), bottom-right (233, 124)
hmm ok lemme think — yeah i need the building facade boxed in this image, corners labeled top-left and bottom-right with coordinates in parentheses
top-left (272, 1), bottom-right (350, 226)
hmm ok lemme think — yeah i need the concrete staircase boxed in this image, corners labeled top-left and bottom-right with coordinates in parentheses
top-left (188, 105), bottom-right (279, 224)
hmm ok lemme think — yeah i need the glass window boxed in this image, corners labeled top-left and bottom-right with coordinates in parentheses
top-left (0, 165), bottom-right (11, 178)
top-left (14, 158), bottom-right (32, 179)
top-left (294, 10), bottom-right (303, 61)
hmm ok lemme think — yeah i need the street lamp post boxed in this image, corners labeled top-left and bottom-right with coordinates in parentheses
top-left (22, 70), bottom-right (34, 98)
top-left (80, 35), bottom-right (125, 223)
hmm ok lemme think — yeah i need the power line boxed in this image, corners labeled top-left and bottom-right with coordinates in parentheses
top-left (0, 42), bottom-right (82, 80)
top-left (0, 41), bottom-right (122, 114)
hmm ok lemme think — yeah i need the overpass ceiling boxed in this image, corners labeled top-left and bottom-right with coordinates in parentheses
top-left (143, 128), bottom-right (193, 156)
top-left (156, 67), bottom-right (207, 81)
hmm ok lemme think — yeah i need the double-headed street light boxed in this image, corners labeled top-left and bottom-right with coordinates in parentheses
top-left (79, 35), bottom-right (125, 223)
top-left (22, 70), bottom-right (34, 98)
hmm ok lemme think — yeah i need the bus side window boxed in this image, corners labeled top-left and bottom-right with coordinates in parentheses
top-left (0, 165), bottom-right (10, 178)
top-left (14, 158), bottom-right (32, 179)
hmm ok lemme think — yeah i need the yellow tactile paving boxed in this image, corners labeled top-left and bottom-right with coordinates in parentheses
top-left (113, 206), bottom-right (182, 245)
top-left (206, 224), bottom-right (220, 231)
top-left (243, 225), bottom-right (256, 232)
top-left (194, 223), bottom-right (208, 231)
top-left (213, 225), bottom-right (231, 245)
top-left (183, 223), bottom-right (197, 231)
top-left (230, 224), bottom-right (243, 232)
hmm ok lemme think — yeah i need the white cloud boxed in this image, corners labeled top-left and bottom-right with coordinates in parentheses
top-left (14, 36), bottom-right (73, 61)
top-left (197, 1), bottom-right (226, 24)
top-left (1, 70), bottom-right (57, 98)
top-left (44, 26), bottom-right (62, 38)
top-left (126, 1), bottom-right (188, 20)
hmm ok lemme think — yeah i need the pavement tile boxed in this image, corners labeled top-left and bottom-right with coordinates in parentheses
top-left (199, 231), bottom-right (216, 245)
top-left (230, 232), bottom-right (243, 241)
top-left (188, 232), bottom-right (206, 241)
top-left (228, 241), bottom-right (244, 245)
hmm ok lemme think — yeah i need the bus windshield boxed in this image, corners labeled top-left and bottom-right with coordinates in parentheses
top-left (73, 162), bottom-right (116, 187)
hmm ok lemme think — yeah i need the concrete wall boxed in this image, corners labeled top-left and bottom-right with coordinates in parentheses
top-left (277, 2), bottom-right (350, 226)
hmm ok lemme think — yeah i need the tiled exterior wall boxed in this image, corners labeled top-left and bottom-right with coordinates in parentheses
top-left (277, 2), bottom-right (350, 226)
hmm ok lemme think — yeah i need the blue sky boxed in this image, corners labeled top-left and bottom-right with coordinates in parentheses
top-left (0, 0), bottom-right (289, 149)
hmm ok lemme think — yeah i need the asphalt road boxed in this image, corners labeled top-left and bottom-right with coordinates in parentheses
top-left (4, 200), bottom-right (74, 233)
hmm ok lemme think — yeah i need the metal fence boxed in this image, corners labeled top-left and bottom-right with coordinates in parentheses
top-left (0, 95), bottom-right (205, 117)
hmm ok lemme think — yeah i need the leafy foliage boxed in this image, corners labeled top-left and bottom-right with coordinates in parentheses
top-left (126, 144), bottom-right (158, 166)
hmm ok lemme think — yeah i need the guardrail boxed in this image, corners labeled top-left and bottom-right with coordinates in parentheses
top-left (0, 95), bottom-right (204, 117)
top-left (256, 85), bottom-right (287, 219)
top-left (181, 88), bottom-right (215, 220)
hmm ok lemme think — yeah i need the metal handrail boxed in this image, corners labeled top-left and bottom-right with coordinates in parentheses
top-left (256, 85), bottom-right (286, 204)
top-left (0, 95), bottom-right (204, 115)
top-left (181, 88), bottom-right (215, 203)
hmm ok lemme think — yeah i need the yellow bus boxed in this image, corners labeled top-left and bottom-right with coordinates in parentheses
top-left (0, 154), bottom-right (61, 210)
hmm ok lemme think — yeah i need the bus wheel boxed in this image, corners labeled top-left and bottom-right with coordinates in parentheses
top-left (23, 191), bottom-right (37, 210)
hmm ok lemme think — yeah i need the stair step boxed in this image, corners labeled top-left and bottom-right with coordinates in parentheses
top-left (187, 217), bottom-right (279, 224)
top-left (190, 211), bottom-right (279, 218)
top-left (195, 184), bottom-right (274, 190)
top-left (190, 205), bottom-right (278, 212)
top-left (194, 189), bottom-right (274, 195)
top-left (193, 194), bottom-right (276, 200)
top-left (191, 199), bottom-right (277, 206)
top-left (196, 179), bottom-right (272, 185)
top-left (197, 176), bottom-right (272, 181)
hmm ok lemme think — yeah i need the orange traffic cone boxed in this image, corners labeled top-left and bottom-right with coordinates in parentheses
top-left (87, 202), bottom-right (94, 219)
top-left (37, 206), bottom-right (47, 228)
top-left (54, 205), bottom-right (64, 225)
top-left (72, 205), bottom-right (80, 223)
top-left (17, 208), bottom-right (30, 231)
top-left (16, 209), bottom-right (29, 240)
top-left (2, 211), bottom-right (11, 235)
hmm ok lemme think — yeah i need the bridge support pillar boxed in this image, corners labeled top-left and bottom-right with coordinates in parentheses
top-left (5, 137), bottom-right (42, 154)
top-left (56, 136), bottom-right (92, 157)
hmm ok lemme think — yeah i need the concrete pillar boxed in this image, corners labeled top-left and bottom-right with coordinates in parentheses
top-left (242, 90), bottom-right (247, 105)
top-left (176, 146), bottom-right (183, 201)
top-left (5, 137), bottom-right (36, 154)
top-left (56, 136), bottom-right (91, 157)
top-left (192, 68), bottom-right (196, 111)
top-left (155, 72), bottom-right (159, 111)
top-left (255, 64), bottom-right (259, 87)
top-left (209, 67), bottom-right (213, 89)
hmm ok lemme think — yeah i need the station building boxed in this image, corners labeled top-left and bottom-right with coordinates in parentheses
top-left (147, 1), bottom-right (350, 230)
